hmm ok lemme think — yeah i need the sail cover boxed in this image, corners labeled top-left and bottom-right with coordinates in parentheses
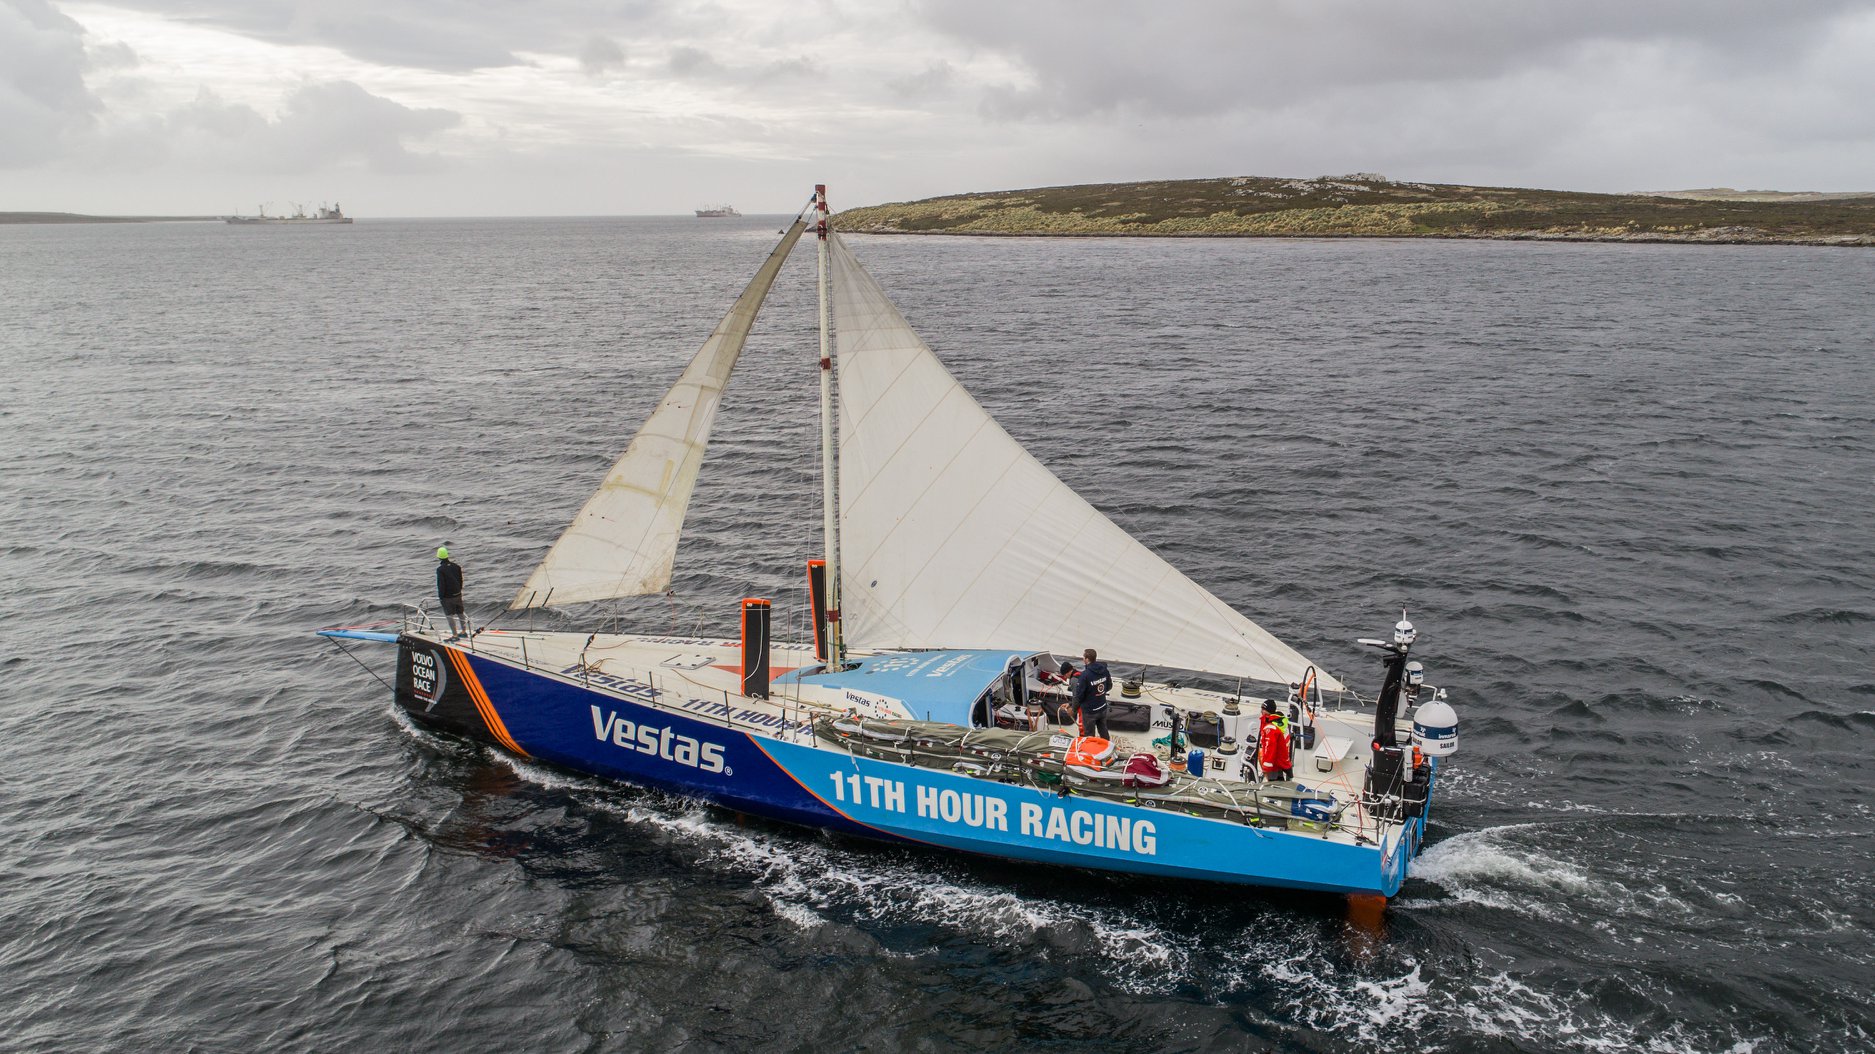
top-left (511, 219), bottom-right (809, 609)
top-left (828, 233), bottom-right (1341, 690)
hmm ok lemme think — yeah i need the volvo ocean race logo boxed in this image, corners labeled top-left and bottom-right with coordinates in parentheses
top-left (590, 707), bottom-right (729, 774)
top-left (410, 649), bottom-right (448, 711)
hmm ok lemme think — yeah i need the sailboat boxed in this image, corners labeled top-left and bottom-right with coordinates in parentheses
top-left (320, 186), bottom-right (1460, 897)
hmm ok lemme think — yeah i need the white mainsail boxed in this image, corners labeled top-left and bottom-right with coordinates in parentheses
top-left (511, 219), bottom-right (809, 609)
top-left (827, 232), bottom-right (1341, 690)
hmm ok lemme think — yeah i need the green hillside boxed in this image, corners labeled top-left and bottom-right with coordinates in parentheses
top-left (833, 176), bottom-right (1875, 245)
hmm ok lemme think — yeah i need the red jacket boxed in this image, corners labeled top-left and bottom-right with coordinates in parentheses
top-left (1258, 721), bottom-right (1292, 773)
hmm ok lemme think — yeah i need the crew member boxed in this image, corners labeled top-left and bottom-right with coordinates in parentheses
top-left (1070, 648), bottom-right (1112, 740)
top-left (1258, 710), bottom-right (1293, 782)
top-left (1259, 698), bottom-right (1281, 736)
top-left (1043, 658), bottom-right (1079, 725)
top-left (1251, 698), bottom-right (1279, 769)
top-left (436, 545), bottom-right (469, 637)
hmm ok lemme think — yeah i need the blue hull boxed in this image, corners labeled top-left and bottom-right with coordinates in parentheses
top-left (397, 638), bottom-right (1421, 896)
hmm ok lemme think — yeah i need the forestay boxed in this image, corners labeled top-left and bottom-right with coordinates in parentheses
top-left (511, 220), bottom-right (809, 609)
top-left (827, 232), bottom-right (1341, 690)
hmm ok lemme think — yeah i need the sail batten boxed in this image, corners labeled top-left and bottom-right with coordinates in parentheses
top-left (828, 232), bottom-right (1341, 690)
top-left (510, 219), bottom-right (809, 610)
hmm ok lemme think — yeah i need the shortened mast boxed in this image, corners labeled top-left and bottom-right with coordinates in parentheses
top-left (815, 185), bottom-right (845, 665)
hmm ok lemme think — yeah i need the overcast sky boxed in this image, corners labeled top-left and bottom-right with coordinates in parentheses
top-left (5, 0), bottom-right (1874, 216)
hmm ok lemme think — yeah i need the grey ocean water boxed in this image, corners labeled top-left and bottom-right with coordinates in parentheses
top-left (2, 217), bottom-right (1872, 1053)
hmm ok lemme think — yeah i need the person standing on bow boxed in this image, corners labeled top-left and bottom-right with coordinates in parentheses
top-left (1070, 648), bottom-right (1113, 740)
top-left (436, 545), bottom-right (469, 638)
top-left (1258, 709), bottom-right (1293, 783)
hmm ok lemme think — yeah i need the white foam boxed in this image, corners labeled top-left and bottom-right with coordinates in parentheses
top-left (1413, 823), bottom-right (1754, 926)
top-left (417, 747), bottom-right (1773, 1050)
top-left (1410, 826), bottom-right (1598, 898)
top-left (1237, 936), bottom-right (1436, 1043)
top-left (1425, 965), bottom-right (1765, 1054)
top-left (572, 789), bottom-right (1191, 990)
top-left (1213, 931), bottom-right (1773, 1054)
top-left (1517, 798), bottom-right (1608, 813)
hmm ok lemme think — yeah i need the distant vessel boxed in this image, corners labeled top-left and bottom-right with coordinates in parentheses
top-left (226, 203), bottom-right (353, 225)
top-left (695, 205), bottom-right (741, 218)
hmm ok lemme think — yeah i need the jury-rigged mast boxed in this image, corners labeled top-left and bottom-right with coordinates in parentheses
top-left (815, 185), bottom-right (845, 666)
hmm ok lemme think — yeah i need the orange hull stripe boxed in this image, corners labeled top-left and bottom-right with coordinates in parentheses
top-left (443, 649), bottom-right (498, 742)
top-left (444, 648), bottom-right (529, 757)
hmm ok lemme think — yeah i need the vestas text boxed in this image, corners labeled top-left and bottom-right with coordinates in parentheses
top-left (590, 706), bottom-right (727, 773)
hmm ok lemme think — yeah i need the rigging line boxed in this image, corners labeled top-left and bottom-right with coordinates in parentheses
top-left (666, 590), bottom-right (717, 638)
top-left (324, 638), bottom-right (394, 693)
top-left (475, 601), bottom-right (514, 636)
top-left (1188, 577), bottom-right (1300, 681)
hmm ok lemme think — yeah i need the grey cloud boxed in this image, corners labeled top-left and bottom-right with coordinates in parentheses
top-left (168, 87), bottom-right (269, 139)
top-left (0, 0), bottom-right (100, 166)
top-left (888, 60), bottom-right (955, 102)
top-left (259, 80), bottom-right (460, 172)
top-left (669, 44), bottom-right (723, 78)
top-left (91, 1), bottom-right (520, 71)
top-left (757, 56), bottom-right (818, 82)
top-left (667, 45), bottom-right (819, 85)
top-left (162, 80), bottom-right (460, 173)
top-left (918, 0), bottom-right (1874, 120)
top-left (86, 40), bottom-right (140, 71)
top-left (78, 0), bottom-right (819, 83)
top-left (88, 0), bottom-right (698, 73)
top-left (580, 33), bottom-right (625, 76)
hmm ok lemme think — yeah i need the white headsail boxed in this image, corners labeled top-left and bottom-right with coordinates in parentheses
top-left (511, 219), bottom-right (809, 609)
top-left (827, 232), bottom-right (1341, 690)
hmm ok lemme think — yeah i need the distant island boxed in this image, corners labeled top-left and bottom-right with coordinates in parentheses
top-left (0, 212), bottom-right (221, 224)
top-left (833, 176), bottom-right (1875, 246)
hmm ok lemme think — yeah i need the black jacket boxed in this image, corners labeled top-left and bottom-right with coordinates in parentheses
top-left (1071, 661), bottom-right (1112, 712)
top-left (436, 559), bottom-right (464, 600)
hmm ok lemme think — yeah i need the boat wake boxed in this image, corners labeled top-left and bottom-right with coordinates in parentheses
top-left (595, 795), bottom-right (1192, 990)
top-left (406, 714), bottom-right (1778, 1051)
top-left (422, 730), bottom-right (1189, 982)
top-left (1406, 824), bottom-right (1598, 918)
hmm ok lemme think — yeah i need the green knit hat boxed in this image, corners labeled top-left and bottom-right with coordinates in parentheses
top-left (436, 546), bottom-right (449, 560)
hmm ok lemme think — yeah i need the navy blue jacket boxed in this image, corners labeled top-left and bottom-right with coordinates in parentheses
top-left (1072, 661), bottom-right (1112, 713)
top-left (436, 559), bottom-right (464, 600)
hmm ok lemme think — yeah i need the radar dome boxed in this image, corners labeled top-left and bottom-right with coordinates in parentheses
top-left (1412, 699), bottom-right (1458, 757)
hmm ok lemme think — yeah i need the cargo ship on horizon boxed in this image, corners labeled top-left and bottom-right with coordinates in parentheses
top-left (226, 203), bottom-right (352, 225)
